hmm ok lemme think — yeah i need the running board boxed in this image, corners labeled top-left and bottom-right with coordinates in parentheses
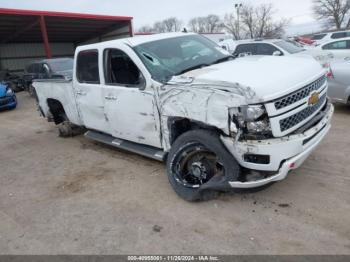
top-left (84, 130), bottom-right (166, 162)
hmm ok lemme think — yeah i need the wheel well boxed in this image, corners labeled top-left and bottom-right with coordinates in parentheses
top-left (168, 117), bottom-right (222, 145)
top-left (47, 99), bottom-right (66, 125)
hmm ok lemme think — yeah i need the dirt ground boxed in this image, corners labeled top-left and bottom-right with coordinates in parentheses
top-left (0, 92), bottom-right (349, 255)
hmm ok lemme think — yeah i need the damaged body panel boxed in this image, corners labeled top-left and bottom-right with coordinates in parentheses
top-left (33, 32), bottom-right (333, 201)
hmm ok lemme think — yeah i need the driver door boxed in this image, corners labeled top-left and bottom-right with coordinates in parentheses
top-left (102, 47), bottom-right (161, 148)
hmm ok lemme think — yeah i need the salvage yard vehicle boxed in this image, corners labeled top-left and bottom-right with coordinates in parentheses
top-left (33, 33), bottom-right (334, 201)
top-left (23, 58), bottom-right (73, 96)
top-left (311, 30), bottom-right (350, 45)
top-left (220, 39), bottom-right (309, 57)
top-left (0, 70), bottom-right (24, 92)
top-left (0, 82), bottom-right (17, 111)
top-left (326, 59), bottom-right (350, 105)
top-left (309, 37), bottom-right (350, 64)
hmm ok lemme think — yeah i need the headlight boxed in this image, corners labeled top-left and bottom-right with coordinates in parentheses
top-left (240, 105), bottom-right (265, 121)
top-left (246, 120), bottom-right (271, 134)
top-left (230, 105), bottom-right (271, 136)
top-left (6, 88), bottom-right (13, 96)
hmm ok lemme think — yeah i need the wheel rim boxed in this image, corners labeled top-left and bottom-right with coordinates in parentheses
top-left (172, 142), bottom-right (224, 188)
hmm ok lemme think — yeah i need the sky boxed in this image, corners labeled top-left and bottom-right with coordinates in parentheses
top-left (0, 0), bottom-right (322, 35)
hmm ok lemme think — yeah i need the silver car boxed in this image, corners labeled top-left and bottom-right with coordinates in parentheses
top-left (327, 59), bottom-right (350, 104)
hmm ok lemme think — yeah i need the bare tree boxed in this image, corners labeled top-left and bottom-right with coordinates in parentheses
top-left (152, 21), bottom-right (166, 33)
top-left (188, 15), bottom-right (223, 33)
top-left (205, 15), bottom-right (223, 33)
top-left (313, 0), bottom-right (350, 29)
top-left (223, 13), bottom-right (241, 40)
top-left (137, 25), bottom-right (154, 33)
top-left (188, 17), bottom-right (205, 33)
top-left (224, 3), bottom-right (289, 39)
top-left (162, 17), bottom-right (183, 32)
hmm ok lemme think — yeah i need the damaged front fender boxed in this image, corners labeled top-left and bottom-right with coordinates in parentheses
top-left (154, 77), bottom-right (259, 150)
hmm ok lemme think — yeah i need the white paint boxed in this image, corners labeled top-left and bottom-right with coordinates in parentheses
top-left (33, 33), bottom-right (333, 189)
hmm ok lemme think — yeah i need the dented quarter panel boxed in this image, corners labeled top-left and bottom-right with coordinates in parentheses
top-left (33, 79), bottom-right (83, 126)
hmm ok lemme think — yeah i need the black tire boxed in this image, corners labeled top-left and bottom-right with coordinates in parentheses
top-left (57, 113), bottom-right (86, 138)
top-left (166, 129), bottom-right (240, 202)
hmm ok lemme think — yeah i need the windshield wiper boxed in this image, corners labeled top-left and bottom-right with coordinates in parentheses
top-left (176, 63), bottom-right (210, 75)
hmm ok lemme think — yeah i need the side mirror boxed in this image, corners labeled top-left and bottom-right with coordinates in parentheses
top-left (272, 50), bottom-right (283, 56)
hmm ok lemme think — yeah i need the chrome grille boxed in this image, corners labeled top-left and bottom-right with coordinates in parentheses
top-left (274, 76), bottom-right (326, 110)
top-left (279, 93), bottom-right (327, 132)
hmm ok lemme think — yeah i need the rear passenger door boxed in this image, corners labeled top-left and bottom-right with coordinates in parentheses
top-left (74, 49), bottom-right (110, 133)
top-left (102, 47), bottom-right (161, 148)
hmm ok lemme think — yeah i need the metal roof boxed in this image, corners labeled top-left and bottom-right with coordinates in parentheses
top-left (0, 8), bottom-right (133, 44)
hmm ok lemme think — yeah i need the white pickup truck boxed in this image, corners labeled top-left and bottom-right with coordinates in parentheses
top-left (34, 33), bottom-right (334, 201)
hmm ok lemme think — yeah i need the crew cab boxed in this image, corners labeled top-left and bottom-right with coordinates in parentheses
top-left (33, 33), bottom-right (334, 201)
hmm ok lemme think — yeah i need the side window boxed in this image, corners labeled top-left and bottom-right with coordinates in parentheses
top-left (256, 43), bottom-right (280, 55)
top-left (331, 32), bottom-right (346, 39)
top-left (235, 44), bottom-right (256, 56)
top-left (77, 50), bottom-right (100, 84)
top-left (322, 40), bottom-right (348, 50)
top-left (104, 49), bottom-right (143, 87)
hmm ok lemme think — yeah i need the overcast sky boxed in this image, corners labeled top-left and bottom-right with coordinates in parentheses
top-left (0, 0), bottom-right (322, 35)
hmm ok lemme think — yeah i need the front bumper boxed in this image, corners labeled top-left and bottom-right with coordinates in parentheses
top-left (0, 95), bottom-right (17, 110)
top-left (221, 103), bottom-right (334, 189)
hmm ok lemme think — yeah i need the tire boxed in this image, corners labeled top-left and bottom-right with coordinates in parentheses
top-left (166, 129), bottom-right (240, 202)
top-left (57, 119), bottom-right (85, 138)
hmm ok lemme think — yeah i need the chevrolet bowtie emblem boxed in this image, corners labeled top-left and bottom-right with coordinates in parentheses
top-left (308, 92), bottom-right (319, 106)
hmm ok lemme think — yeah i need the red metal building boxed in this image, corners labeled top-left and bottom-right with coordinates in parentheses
top-left (0, 8), bottom-right (133, 71)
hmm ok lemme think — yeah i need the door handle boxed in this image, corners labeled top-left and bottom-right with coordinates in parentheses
top-left (76, 90), bottom-right (87, 96)
top-left (105, 95), bottom-right (118, 100)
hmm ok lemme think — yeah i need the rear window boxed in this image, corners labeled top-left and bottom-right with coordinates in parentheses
top-left (76, 50), bottom-right (100, 84)
top-left (312, 34), bottom-right (327, 40)
top-left (274, 40), bottom-right (305, 54)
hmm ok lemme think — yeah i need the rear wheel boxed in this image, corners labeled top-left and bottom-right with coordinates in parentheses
top-left (57, 114), bottom-right (85, 137)
top-left (167, 129), bottom-right (240, 201)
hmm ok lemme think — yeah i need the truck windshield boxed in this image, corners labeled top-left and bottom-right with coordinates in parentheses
top-left (134, 35), bottom-right (232, 83)
top-left (49, 59), bottom-right (74, 72)
top-left (274, 40), bottom-right (305, 54)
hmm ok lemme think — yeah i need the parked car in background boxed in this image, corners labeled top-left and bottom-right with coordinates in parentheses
top-left (294, 36), bottom-right (315, 46)
top-left (0, 70), bottom-right (25, 92)
top-left (220, 39), bottom-right (309, 58)
top-left (308, 37), bottom-right (350, 64)
top-left (33, 33), bottom-right (333, 201)
top-left (0, 82), bottom-right (17, 111)
top-left (311, 30), bottom-right (350, 45)
top-left (22, 58), bottom-right (73, 95)
top-left (326, 59), bottom-right (350, 105)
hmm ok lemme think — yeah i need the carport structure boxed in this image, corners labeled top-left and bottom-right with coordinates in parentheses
top-left (0, 8), bottom-right (133, 71)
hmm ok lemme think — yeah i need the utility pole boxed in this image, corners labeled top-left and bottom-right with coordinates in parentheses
top-left (235, 3), bottom-right (242, 39)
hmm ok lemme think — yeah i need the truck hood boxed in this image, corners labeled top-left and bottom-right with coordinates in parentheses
top-left (173, 55), bottom-right (324, 103)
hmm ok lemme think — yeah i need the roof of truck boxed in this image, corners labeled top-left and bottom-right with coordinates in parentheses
top-left (77, 32), bottom-right (197, 50)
